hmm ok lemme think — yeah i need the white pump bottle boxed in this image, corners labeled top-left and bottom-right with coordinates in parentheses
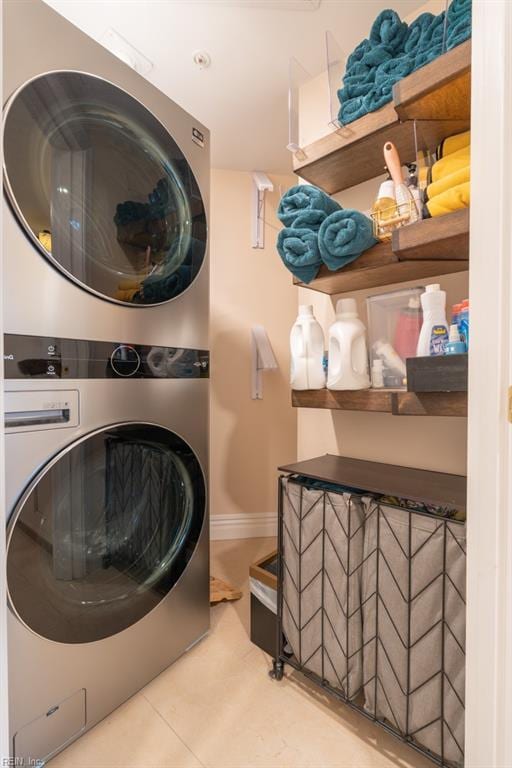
top-left (327, 298), bottom-right (370, 390)
top-left (290, 305), bottom-right (326, 390)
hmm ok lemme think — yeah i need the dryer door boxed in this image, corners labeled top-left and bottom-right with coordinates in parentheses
top-left (6, 423), bottom-right (206, 643)
top-left (3, 71), bottom-right (207, 305)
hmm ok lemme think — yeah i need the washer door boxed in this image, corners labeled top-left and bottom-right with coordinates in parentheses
top-left (3, 71), bottom-right (207, 305)
top-left (6, 424), bottom-right (206, 643)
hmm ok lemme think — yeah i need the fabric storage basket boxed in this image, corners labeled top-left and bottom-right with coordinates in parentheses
top-left (278, 475), bottom-right (466, 768)
top-left (362, 499), bottom-right (466, 766)
top-left (281, 478), bottom-right (366, 700)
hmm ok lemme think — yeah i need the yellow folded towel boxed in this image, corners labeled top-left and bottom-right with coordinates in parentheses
top-left (426, 182), bottom-right (470, 217)
top-left (438, 130), bottom-right (470, 158)
top-left (431, 144), bottom-right (470, 183)
top-left (427, 165), bottom-right (470, 200)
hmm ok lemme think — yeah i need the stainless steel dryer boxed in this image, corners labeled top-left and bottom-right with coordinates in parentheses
top-left (4, 333), bottom-right (209, 766)
top-left (3, 0), bottom-right (209, 350)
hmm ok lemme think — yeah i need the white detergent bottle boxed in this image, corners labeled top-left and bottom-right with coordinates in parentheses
top-left (290, 305), bottom-right (326, 390)
top-left (416, 283), bottom-right (449, 357)
top-left (327, 298), bottom-right (370, 390)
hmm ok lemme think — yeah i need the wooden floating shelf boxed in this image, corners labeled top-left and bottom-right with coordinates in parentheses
top-left (392, 208), bottom-right (469, 261)
top-left (293, 41), bottom-right (471, 194)
top-left (393, 40), bottom-right (471, 123)
top-left (294, 210), bottom-right (469, 294)
top-left (292, 388), bottom-right (467, 417)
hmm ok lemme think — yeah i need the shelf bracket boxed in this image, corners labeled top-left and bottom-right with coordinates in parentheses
top-left (251, 325), bottom-right (278, 399)
top-left (251, 172), bottom-right (273, 249)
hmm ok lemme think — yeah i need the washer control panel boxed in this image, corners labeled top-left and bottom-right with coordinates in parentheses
top-left (3, 334), bottom-right (209, 380)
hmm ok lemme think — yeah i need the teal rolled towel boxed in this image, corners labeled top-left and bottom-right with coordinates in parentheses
top-left (346, 39), bottom-right (372, 70)
top-left (404, 12), bottom-right (436, 53)
top-left (413, 12), bottom-right (446, 70)
top-left (338, 96), bottom-right (368, 125)
top-left (369, 9), bottom-right (408, 55)
top-left (278, 185), bottom-right (340, 227)
top-left (364, 81), bottom-right (394, 112)
top-left (338, 79), bottom-right (374, 102)
top-left (414, 43), bottom-right (443, 70)
top-left (318, 210), bottom-right (377, 272)
top-left (446, 0), bottom-right (471, 49)
top-left (447, 0), bottom-right (471, 24)
top-left (375, 53), bottom-right (415, 84)
top-left (291, 210), bottom-right (327, 232)
top-left (414, 11), bottom-right (446, 52)
top-left (339, 61), bottom-right (375, 101)
top-left (447, 15), bottom-right (471, 49)
top-left (277, 228), bottom-right (322, 284)
top-left (361, 45), bottom-right (393, 68)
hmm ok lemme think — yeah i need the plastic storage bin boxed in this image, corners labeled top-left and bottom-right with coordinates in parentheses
top-left (250, 551), bottom-right (278, 657)
top-left (366, 287), bottom-right (424, 390)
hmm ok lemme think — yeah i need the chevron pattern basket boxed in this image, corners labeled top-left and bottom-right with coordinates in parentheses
top-left (278, 477), bottom-right (466, 768)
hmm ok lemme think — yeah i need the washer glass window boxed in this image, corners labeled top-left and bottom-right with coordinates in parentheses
top-left (7, 424), bottom-right (205, 643)
top-left (3, 71), bottom-right (207, 305)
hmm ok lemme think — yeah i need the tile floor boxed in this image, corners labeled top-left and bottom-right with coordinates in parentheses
top-left (49, 537), bottom-right (429, 768)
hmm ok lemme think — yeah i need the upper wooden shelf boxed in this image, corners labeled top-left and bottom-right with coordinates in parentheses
top-left (294, 209), bottom-right (469, 294)
top-left (393, 40), bottom-right (471, 122)
top-left (293, 41), bottom-right (471, 194)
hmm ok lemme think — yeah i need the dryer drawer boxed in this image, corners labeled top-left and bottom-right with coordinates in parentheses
top-left (4, 390), bottom-right (79, 433)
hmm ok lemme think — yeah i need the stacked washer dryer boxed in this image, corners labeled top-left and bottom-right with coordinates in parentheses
top-left (2, 1), bottom-right (209, 764)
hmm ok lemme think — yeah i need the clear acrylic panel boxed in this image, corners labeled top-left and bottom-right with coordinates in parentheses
top-left (287, 57), bottom-right (311, 160)
top-left (325, 30), bottom-right (347, 132)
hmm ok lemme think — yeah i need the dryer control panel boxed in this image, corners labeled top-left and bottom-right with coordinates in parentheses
top-left (3, 334), bottom-right (209, 380)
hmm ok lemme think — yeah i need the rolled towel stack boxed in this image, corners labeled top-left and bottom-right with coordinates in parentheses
top-left (276, 185), bottom-right (377, 282)
top-left (338, 9), bottom-right (408, 125)
top-left (277, 185), bottom-right (340, 283)
top-left (425, 130), bottom-right (470, 217)
top-left (337, 1), bottom-right (471, 126)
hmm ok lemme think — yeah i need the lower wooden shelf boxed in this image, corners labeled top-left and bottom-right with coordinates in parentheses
top-left (292, 388), bottom-right (467, 417)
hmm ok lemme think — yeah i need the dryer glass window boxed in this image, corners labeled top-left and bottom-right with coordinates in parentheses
top-left (3, 72), bottom-right (207, 305)
top-left (6, 424), bottom-right (206, 643)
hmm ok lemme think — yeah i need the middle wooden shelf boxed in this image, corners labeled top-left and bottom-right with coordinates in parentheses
top-left (294, 208), bottom-right (469, 294)
top-left (292, 388), bottom-right (467, 417)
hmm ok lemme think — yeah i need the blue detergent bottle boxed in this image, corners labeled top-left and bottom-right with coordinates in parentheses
top-left (458, 300), bottom-right (469, 351)
top-left (445, 324), bottom-right (466, 355)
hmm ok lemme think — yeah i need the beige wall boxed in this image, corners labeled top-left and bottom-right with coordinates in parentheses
top-left (210, 169), bottom-right (298, 518)
top-left (297, 0), bottom-right (468, 476)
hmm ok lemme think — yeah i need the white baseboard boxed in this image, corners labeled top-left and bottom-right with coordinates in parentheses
top-left (210, 513), bottom-right (277, 541)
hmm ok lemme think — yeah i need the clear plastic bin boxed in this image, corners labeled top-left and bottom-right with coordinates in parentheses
top-left (366, 287), bottom-right (424, 389)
